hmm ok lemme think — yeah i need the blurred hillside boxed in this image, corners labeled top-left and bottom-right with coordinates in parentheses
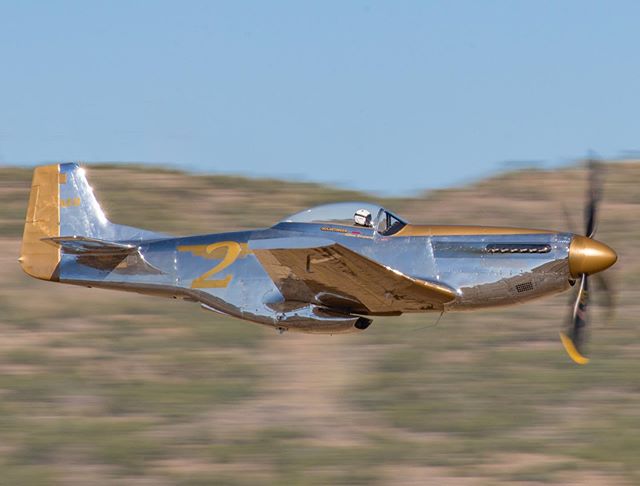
top-left (0, 161), bottom-right (638, 485)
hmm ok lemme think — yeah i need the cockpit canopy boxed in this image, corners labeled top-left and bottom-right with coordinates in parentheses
top-left (279, 202), bottom-right (407, 236)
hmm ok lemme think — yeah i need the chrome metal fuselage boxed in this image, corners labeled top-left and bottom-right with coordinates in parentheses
top-left (58, 221), bottom-right (573, 331)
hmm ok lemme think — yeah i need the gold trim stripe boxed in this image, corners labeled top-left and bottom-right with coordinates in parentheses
top-left (394, 224), bottom-right (555, 237)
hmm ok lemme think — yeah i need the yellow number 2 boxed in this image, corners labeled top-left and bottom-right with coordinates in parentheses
top-left (179, 241), bottom-right (243, 289)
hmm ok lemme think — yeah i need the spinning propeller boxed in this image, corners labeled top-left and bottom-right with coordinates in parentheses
top-left (560, 159), bottom-right (617, 364)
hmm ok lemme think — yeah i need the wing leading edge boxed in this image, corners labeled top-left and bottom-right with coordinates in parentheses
top-left (253, 241), bottom-right (456, 315)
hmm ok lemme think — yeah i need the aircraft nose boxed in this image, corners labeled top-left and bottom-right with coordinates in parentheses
top-left (569, 235), bottom-right (617, 277)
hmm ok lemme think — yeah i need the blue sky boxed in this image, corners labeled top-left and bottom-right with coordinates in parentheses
top-left (2, 1), bottom-right (639, 194)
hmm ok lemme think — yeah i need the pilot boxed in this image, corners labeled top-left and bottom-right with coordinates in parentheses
top-left (354, 208), bottom-right (373, 227)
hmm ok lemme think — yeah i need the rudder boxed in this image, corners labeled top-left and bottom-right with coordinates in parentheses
top-left (19, 164), bottom-right (62, 280)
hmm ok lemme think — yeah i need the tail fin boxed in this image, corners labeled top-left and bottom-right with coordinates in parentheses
top-left (58, 163), bottom-right (115, 239)
top-left (20, 163), bottom-right (164, 281)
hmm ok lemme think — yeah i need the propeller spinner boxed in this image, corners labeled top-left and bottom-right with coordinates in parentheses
top-left (560, 159), bottom-right (617, 364)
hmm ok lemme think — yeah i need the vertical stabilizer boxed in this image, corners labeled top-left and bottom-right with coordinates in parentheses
top-left (20, 163), bottom-right (166, 281)
top-left (58, 162), bottom-right (113, 238)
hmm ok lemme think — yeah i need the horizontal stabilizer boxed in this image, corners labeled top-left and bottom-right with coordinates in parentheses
top-left (42, 236), bottom-right (136, 256)
top-left (42, 236), bottom-right (161, 275)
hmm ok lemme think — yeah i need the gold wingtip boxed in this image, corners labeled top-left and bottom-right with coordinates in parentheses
top-left (559, 332), bottom-right (590, 365)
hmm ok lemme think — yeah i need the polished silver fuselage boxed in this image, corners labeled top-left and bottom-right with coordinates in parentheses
top-left (58, 221), bottom-right (573, 331)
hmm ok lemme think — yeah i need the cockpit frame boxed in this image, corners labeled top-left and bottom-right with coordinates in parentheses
top-left (279, 201), bottom-right (407, 236)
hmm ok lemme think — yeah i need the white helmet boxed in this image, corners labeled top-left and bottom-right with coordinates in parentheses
top-left (354, 208), bottom-right (372, 227)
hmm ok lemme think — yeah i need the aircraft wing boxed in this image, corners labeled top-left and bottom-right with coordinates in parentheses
top-left (252, 239), bottom-right (456, 314)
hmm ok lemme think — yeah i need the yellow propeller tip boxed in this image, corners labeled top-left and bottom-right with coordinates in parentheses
top-left (559, 332), bottom-right (590, 365)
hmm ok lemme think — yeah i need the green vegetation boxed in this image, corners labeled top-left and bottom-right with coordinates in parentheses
top-left (0, 161), bottom-right (638, 484)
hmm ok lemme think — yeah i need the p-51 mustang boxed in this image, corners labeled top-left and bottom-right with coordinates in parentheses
top-left (20, 163), bottom-right (616, 364)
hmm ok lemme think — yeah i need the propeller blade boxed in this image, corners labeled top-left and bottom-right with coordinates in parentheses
top-left (585, 158), bottom-right (603, 238)
top-left (560, 274), bottom-right (590, 364)
top-left (561, 202), bottom-right (577, 234)
top-left (559, 156), bottom-right (616, 363)
top-left (593, 272), bottom-right (616, 324)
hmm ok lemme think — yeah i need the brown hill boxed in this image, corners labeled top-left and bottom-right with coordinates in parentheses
top-left (0, 161), bottom-right (638, 485)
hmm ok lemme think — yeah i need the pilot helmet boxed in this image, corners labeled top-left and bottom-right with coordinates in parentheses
top-left (354, 208), bottom-right (372, 227)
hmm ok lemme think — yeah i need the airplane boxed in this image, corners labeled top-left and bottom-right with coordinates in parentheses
top-left (19, 162), bottom-right (617, 364)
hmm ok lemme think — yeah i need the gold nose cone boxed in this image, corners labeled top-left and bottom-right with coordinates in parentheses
top-left (569, 235), bottom-right (617, 277)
